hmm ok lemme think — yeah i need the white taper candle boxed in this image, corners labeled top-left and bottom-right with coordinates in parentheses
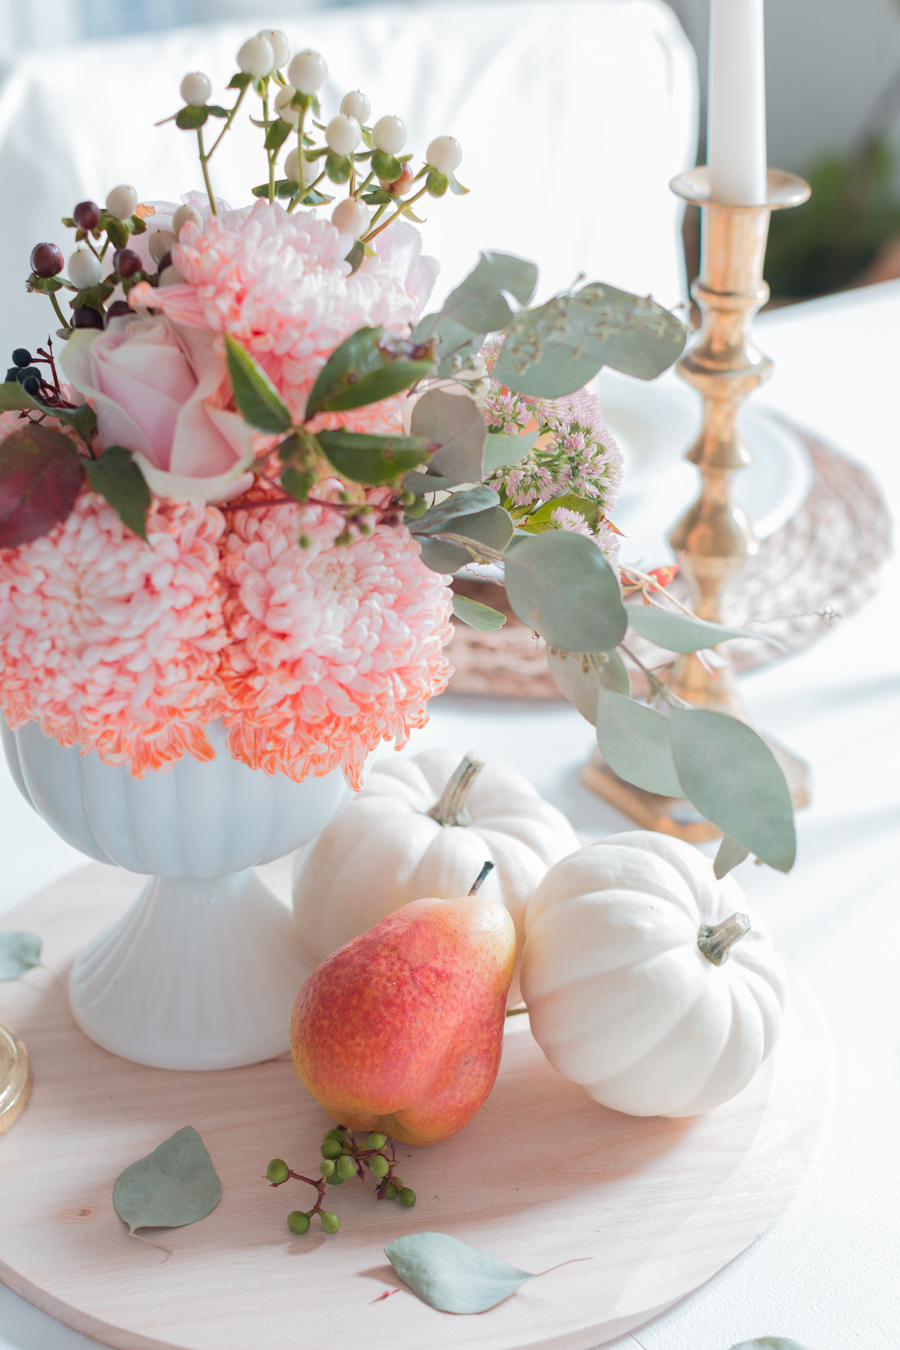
top-left (707, 0), bottom-right (768, 205)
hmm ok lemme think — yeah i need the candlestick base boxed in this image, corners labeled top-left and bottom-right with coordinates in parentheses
top-left (0, 1022), bottom-right (31, 1135)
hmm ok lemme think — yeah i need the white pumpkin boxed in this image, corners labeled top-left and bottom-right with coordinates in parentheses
top-left (293, 748), bottom-right (580, 1005)
top-left (521, 830), bottom-right (787, 1117)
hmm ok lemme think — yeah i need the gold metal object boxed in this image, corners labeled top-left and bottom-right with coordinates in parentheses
top-left (667, 167), bottom-right (810, 714)
top-left (0, 1021), bottom-right (31, 1135)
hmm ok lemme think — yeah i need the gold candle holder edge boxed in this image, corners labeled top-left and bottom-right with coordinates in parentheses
top-left (0, 1021), bottom-right (32, 1135)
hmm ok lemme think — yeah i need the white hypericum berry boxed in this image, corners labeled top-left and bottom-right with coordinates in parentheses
top-left (288, 49), bottom-right (327, 95)
top-left (331, 197), bottom-right (370, 238)
top-left (325, 115), bottom-right (361, 156)
top-left (340, 90), bottom-right (371, 123)
top-left (284, 148), bottom-right (319, 184)
top-left (426, 135), bottom-right (462, 175)
top-left (275, 83), bottom-right (300, 126)
top-left (159, 265), bottom-right (186, 288)
top-left (105, 184), bottom-right (138, 221)
top-left (148, 229), bottom-right (176, 263)
top-left (172, 203), bottom-right (203, 236)
top-left (237, 35), bottom-right (275, 78)
top-left (180, 71), bottom-right (211, 107)
top-left (372, 115), bottom-right (406, 154)
top-left (67, 247), bottom-right (102, 289)
top-left (257, 28), bottom-right (290, 68)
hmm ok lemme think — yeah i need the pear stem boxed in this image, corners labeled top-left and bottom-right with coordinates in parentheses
top-left (428, 754), bottom-right (484, 827)
top-left (697, 912), bottom-right (751, 965)
top-left (469, 860), bottom-right (495, 895)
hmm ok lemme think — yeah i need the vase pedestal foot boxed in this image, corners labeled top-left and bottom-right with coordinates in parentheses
top-left (68, 869), bottom-right (313, 1071)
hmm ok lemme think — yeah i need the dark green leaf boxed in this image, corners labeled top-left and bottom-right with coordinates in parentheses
top-left (595, 690), bottom-right (684, 796)
top-left (316, 429), bottom-right (430, 484)
top-left (104, 217), bottom-right (130, 249)
top-left (426, 169), bottom-right (449, 197)
top-left (345, 240), bottom-right (365, 274)
top-left (299, 188), bottom-right (333, 206)
top-left (408, 485), bottom-right (499, 535)
top-left (113, 1126), bottom-right (221, 1238)
top-left (264, 119), bottom-right (292, 152)
top-left (175, 106), bottom-right (209, 130)
top-left (669, 708), bottom-right (796, 872)
top-left (424, 252), bottom-right (538, 337)
top-left (714, 835), bottom-right (751, 879)
top-left (0, 425), bottom-right (84, 547)
top-left (280, 466), bottom-right (315, 502)
top-left (0, 384), bottom-right (97, 439)
top-left (206, 105), bottom-right (230, 118)
top-left (227, 72), bottom-right (253, 89)
top-left (410, 390), bottom-right (485, 484)
top-left (361, 189), bottom-right (393, 206)
top-left (452, 593), bottom-right (507, 631)
top-left (518, 492), bottom-right (606, 534)
top-left (492, 282), bottom-right (688, 398)
top-left (0, 932), bottom-right (42, 981)
top-left (84, 446), bottom-right (150, 540)
top-left (547, 648), bottom-right (630, 722)
top-left (305, 327), bottom-right (434, 418)
top-left (224, 335), bottom-right (293, 434)
top-left (325, 152), bottom-right (352, 183)
top-left (483, 428), bottom-right (539, 475)
top-left (129, 214), bottom-right (147, 235)
top-left (26, 273), bottom-right (72, 295)
top-left (70, 281), bottom-right (115, 313)
top-left (504, 531), bottom-right (627, 652)
top-left (371, 149), bottom-right (402, 181)
top-left (626, 604), bottom-right (786, 653)
top-left (385, 1232), bottom-right (536, 1313)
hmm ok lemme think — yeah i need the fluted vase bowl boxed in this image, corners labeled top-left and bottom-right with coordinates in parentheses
top-left (2, 719), bottom-right (350, 1070)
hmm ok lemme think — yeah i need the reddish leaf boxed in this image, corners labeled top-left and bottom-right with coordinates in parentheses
top-left (0, 425), bottom-right (84, 547)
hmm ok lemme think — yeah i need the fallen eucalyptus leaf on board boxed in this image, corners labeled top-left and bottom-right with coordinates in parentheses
top-left (730, 1340), bottom-right (812, 1350)
top-left (0, 932), bottom-right (42, 981)
top-left (113, 1126), bottom-right (221, 1251)
top-left (385, 1232), bottom-right (536, 1313)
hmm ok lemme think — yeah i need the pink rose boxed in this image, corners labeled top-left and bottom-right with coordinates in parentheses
top-left (61, 314), bottom-right (254, 502)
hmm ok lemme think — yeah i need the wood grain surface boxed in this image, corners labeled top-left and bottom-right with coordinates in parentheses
top-left (0, 863), bottom-right (830, 1350)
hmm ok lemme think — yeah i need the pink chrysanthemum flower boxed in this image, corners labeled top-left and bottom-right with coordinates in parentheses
top-left (217, 500), bottom-right (454, 789)
top-left (137, 199), bottom-right (419, 433)
top-left (0, 489), bottom-right (229, 776)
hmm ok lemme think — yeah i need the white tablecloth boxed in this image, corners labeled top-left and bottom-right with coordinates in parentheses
top-left (2, 280), bottom-right (899, 1348)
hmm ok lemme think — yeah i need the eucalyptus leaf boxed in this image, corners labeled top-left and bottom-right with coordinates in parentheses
top-left (547, 648), bottom-right (630, 723)
top-left (224, 335), bottom-right (292, 434)
top-left (316, 430), bottom-right (430, 484)
top-left (483, 428), bottom-right (539, 475)
top-left (408, 485), bottom-right (499, 534)
top-left (492, 282), bottom-right (687, 398)
top-left (595, 690), bottom-right (684, 797)
top-left (385, 1232), bottom-right (536, 1313)
top-left (417, 316), bottom-right (484, 379)
top-left (84, 445), bottom-right (150, 541)
top-left (729, 1341), bottom-right (812, 1350)
top-left (452, 593), bottom-right (507, 631)
top-left (669, 708), bottom-right (796, 872)
top-left (421, 252), bottom-right (538, 338)
top-left (714, 834), bottom-right (751, 879)
top-left (410, 390), bottom-right (485, 483)
top-left (305, 327), bottom-right (433, 418)
top-left (504, 531), bottom-right (627, 652)
top-left (403, 471), bottom-right (455, 494)
top-left (0, 932), bottom-right (42, 981)
top-left (627, 605), bottom-right (786, 654)
top-left (113, 1126), bottom-right (221, 1240)
top-left (417, 506), bottom-right (514, 571)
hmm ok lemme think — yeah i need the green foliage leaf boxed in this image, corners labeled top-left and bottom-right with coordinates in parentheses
top-left (104, 217), bottom-right (130, 250)
top-left (70, 282), bottom-right (115, 313)
top-left (224, 335), bottom-right (292, 433)
top-left (714, 835), bottom-right (751, 879)
top-left (424, 252), bottom-right (538, 337)
top-left (227, 72), bottom-right (253, 90)
top-left (315, 429), bottom-right (430, 484)
top-left (325, 152), bottom-right (353, 183)
top-left (345, 240), bottom-right (365, 275)
top-left (410, 390), bottom-right (485, 483)
top-left (504, 531), bottom-right (627, 652)
top-left (417, 507), bottom-right (513, 572)
top-left (518, 492), bottom-right (606, 534)
top-left (129, 214), bottom-right (147, 235)
top-left (175, 105), bottom-right (209, 130)
top-left (408, 485), bottom-right (498, 534)
top-left (452, 593), bottom-right (507, 631)
top-left (547, 648), bottom-right (630, 722)
top-left (402, 470), bottom-right (455, 494)
top-left (113, 1126), bottom-right (221, 1240)
top-left (669, 708), bottom-right (796, 872)
top-left (595, 690), bottom-right (684, 797)
top-left (385, 1232), bottom-right (536, 1313)
top-left (280, 466), bottom-right (315, 502)
top-left (492, 282), bottom-right (688, 398)
top-left (371, 149), bottom-right (402, 181)
top-left (84, 446), bottom-right (151, 540)
top-left (426, 169), bottom-right (449, 197)
top-left (0, 424), bottom-right (84, 547)
top-left (362, 189), bottom-right (393, 205)
top-left (264, 119), bottom-right (292, 152)
top-left (483, 428), bottom-right (539, 476)
top-left (0, 932), bottom-right (42, 981)
top-left (206, 106), bottom-right (230, 119)
top-left (626, 604), bottom-right (786, 654)
top-left (448, 172), bottom-right (469, 196)
top-left (306, 327), bottom-right (433, 418)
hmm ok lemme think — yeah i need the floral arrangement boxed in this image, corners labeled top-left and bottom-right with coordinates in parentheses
top-left (0, 27), bottom-right (796, 876)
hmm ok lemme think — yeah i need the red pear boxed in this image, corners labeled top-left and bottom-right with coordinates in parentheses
top-left (290, 864), bottom-right (516, 1145)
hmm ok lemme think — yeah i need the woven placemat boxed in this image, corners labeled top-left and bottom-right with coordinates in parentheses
top-left (445, 428), bottom-right (893, 699)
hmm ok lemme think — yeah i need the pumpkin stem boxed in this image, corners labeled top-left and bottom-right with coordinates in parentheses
top-left (697, 912), bottom-right (751, 965)
top-left (427, 754), bottom-right (484, 827)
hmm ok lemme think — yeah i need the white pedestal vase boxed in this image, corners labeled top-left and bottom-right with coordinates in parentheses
top-left (1, 719), bottom-right (351, 1070)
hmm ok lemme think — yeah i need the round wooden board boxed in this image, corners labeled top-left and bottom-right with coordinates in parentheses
top-left (0, 863), bottom-right (830, 1350)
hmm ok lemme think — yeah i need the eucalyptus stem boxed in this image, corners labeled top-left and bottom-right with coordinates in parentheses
top-left (362, 184), bottom-right (429, 245)
top-left (197, 126), bottom-right (217, 216)
top-left (428, 754), bottom-right (484, 827)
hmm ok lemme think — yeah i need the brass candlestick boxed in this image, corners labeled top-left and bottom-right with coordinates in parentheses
top-left (0, 1021), bottom-right (31, 1135)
